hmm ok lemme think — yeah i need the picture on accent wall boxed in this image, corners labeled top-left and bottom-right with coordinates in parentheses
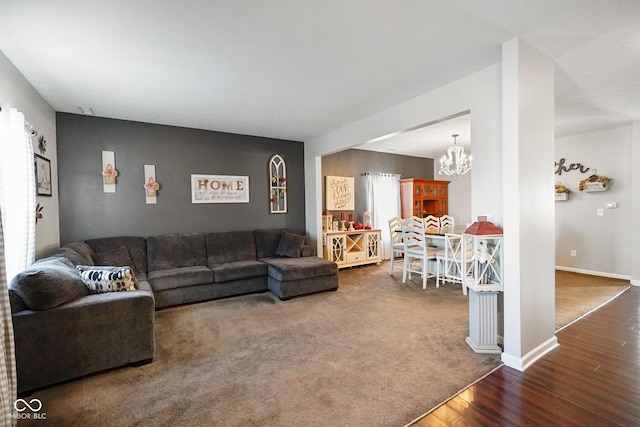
top-left (34, 154), bottom-right (52, 196)
top-left (325, 175), bottom-right (354, 210)
top-left (191, 174), bottom-right (250, 203)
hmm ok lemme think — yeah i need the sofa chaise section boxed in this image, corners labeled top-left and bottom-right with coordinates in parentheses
top-left (255, 229), bottom-right (339, 300)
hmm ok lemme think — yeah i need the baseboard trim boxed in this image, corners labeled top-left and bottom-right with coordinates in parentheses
top-left (556, 266), bottom-right (631, 281)
top-left (501, 335), bottom-right (559, 372)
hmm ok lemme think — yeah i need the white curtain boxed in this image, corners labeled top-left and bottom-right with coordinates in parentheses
top-left (366, 174), bottom-right (401, 260)
top-left (0, 210), bottom-right (16, 425)
top-left (0, 106), bottom-right (36, 282)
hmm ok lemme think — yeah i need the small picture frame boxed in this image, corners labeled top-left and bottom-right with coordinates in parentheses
top-left (34, 154), bottom-right (52, 196)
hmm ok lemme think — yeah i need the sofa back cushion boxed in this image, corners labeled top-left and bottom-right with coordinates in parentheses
top-left (62, 242), bottom-right (95, 265)
top-left (47, 247), bottom-right (92, 267)
top-left (206, 231), bottom-right (257, 266)
top-left (254, 229), bottom-right (307, 259)
top-left (254, 229), bottom-right (285, 259)
top-left (147, 233), bottom-right (207, 271)
top-left (91, 246), bottom-right (138, 274)
top-left (86, 236), bottom-right (148, 274)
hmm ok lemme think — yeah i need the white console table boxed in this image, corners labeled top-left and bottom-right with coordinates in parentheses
top-left (323, 229), bottom-right (381, 269)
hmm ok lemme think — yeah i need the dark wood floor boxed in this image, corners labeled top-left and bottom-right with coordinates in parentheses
top-left (410, 285), bottom-right (640, 426)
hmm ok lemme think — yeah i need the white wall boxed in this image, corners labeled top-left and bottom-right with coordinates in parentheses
top-left (434, 169), bottom-right (472, 227)
top-left (0, 49), bottom-right (59, 256)
top-left (555, 125), bottom-right (632, 278)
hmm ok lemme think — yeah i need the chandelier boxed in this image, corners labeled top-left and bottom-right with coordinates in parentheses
top-left (439, 134), bottom-right (472, 176)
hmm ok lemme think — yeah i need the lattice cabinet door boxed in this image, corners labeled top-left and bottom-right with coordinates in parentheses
top-left (366, 231), bottom-right (381, 260)
top-left (325, 234), bottom-right (347, 265)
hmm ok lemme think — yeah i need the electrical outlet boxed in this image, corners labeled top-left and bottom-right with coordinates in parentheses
top-left (571, 250), bottom-right (577, 257)
top-left (597, 208), bottom-right (604, 216)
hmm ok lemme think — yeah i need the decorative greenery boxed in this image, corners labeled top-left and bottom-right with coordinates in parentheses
top-left (35, 203), bottom-right (43, 224)
top-left (38, 135), bottom-right (47, 155)
top-left (555, 183), bottom-right (571, 194)
top-left (579, 173), bottom-right (610, 191)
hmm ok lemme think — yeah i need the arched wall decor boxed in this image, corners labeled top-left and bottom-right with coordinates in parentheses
top-left (269, 154), bottom-right (287, 213)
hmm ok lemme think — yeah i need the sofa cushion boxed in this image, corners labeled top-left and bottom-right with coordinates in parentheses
top-left (211, 260), bottom-right (267, 283)
top-left (92, 246), bottom-right (138, 274)
top-left (206, 230), bottom-right (257, 266)
top-left (254, 229), bottom-right (283, 259)
top-left (62, 242), bottom-right (95, 265)
top-left (147, 266), bottom-right (213, 292)
top-left (255, 229), bottom-right (307, 259)
top-left (275, 231), bottom-right (305, 258)
top-left (85, 236), bottom-right (148, 274)
top-left (147, 233), bottom-right (206, 271)
top-left (10, 259), bottom-right (89, 311)
top-left (262, 257), bottom-right (338, 282)
top-left (48, 247), bottom-right (90, 267)
top-left (76, 265), bottom-right (138, 293)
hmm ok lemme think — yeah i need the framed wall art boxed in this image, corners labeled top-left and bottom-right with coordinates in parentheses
top-left (34, 154), bottom-right (52, 196)
top-left (325, 175), bottom-right (354, 210)
top-left (191, 174), bottom-right (249, 204)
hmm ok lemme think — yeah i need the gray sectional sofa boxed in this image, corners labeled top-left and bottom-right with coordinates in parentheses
top-left (9, 228), bottom-right (338, 394)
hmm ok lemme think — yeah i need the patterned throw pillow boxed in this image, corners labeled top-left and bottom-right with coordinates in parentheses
top-left (76, 265), bottom-right (138, 294)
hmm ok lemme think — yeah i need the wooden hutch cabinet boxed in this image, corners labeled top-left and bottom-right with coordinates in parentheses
top-left (400, 178), bottom-right (449, 218)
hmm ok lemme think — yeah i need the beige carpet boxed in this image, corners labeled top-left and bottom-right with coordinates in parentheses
top-left (21, 264), bottom-right (501, 427)
top-left (555, 270), bottom-right (629, 330)
top-left (20, 267), bottom-right (624, 426)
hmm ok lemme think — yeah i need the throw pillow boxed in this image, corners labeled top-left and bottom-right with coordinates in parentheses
top-left (92, 246), bottom-right (138, 274)
top-left (10, 259), bottom-right (89, 311)
top-left (76, 265), bottom-right (138, 294)
top-left (274, 231), bottom-right (305, 258)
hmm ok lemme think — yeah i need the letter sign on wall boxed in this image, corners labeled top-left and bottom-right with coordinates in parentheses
top-left (191, 174), bottom-right (249, 203)
top-left (325, 175), bottom-right (355, 210)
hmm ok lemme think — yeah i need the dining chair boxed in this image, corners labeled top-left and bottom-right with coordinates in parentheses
top-left (388, 217), bottom-right (404, 275)
top-left (401, 216), bottom-right (438, 289)
top-left (423, 215), bottom-right (440, 233)
top-left (435, 233), bottom-right (468, 295)
top-left (439, 215), bottom-right (455, 233)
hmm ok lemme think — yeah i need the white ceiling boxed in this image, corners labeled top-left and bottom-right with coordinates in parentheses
top-left (1, 1), bottom-right (638, 157)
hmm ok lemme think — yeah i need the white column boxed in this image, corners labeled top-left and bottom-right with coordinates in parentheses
top-left (632, 121), bottom-right (640, 286)
top-left (501, 38), bottom-right (558, 371)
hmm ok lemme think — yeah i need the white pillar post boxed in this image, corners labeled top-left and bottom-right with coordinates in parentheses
top-left (501, 38), bottom-right (558, 371)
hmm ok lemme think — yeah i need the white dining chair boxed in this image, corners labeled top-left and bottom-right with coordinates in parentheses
top-left (423, 215), bottom-right (440, 233)
top-left (435, 233), bottom-right (468, 295)
top-left (401, 216), bottom-right (438, 289)
top-left (388, 217), bottom-right (404, 275)
top-left (439, 215), bottom-right (455, 233)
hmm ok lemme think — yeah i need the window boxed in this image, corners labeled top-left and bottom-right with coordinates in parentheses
top-left (0, 106), bottom-right (36, 282)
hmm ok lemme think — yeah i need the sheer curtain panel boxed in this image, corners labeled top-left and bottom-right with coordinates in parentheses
top-left (366, 174), bottom-right (401, 260)
top-left (0, 106), bottom-right (36, 282)
top-left (0, 210), bottom-right (16, 424)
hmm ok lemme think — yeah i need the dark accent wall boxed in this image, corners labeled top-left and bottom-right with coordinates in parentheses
top-left (57, 113), bottom-right (304, 244)
top-left (321, 148), bottom-right (433, 222)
